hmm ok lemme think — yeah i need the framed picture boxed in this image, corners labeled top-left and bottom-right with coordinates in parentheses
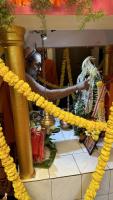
top-left (83, 136), bottom-right (97, 155)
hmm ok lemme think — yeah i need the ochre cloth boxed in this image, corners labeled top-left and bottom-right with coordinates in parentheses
top-left (0, 82), bottom-right (15, 144)
top-left (41, 59), bottom-right (58, 85)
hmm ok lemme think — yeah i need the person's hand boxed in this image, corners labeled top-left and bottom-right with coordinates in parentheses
top-left (76, 79), bottom-right (89, 91)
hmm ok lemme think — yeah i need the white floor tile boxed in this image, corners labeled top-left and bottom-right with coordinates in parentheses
top-left (73, 151), bottom-right (99, 173)
top-left (50, 132), bottom-right (65, 142)
top-left (23, 168), bottom-right (49, 182)
top-left (49, 155), bottom-right (80, 178)
top-left (79, 143), bottom-right (88, 153)
top-left (56, 140), bottom-right (83, 156)
top-left (24, 179), bottom-right (52, 200)
top-left (109, 193), bottom-right (113, 200)
top-left (62, 129), bottom-right (79, 140)
top-left (52, 175), bottom-right (81, 200)
top-left (54, 119), bottom-right (60, 127)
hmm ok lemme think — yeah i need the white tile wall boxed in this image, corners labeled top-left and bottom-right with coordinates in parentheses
top-left (24, 180), bottom-right (52, 200)
top-left (109, 193), bottom-right (113, 200)
top-left (107, 149), bottom-right (113, 169)
top-left (73, 151), bottom-right (99, 173)
top-left (23, 128), bottom-right (113, 200)
top-left (82, 173), bottom-right (92, 198)
top-left (82, 195), bottom-right (108, 200)
top-left (52, 175), bottom-right (81, 200)
top-left (95, 195), bottom-right (108, 200)
top-left (97, 170), bottom-right (111, 196)
top-left (109, 169), bottom-right (113, 193)
top-left (23, 168), bottom-right (49, 182)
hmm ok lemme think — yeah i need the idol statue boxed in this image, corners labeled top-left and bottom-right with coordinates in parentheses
top-left (74, 56), bottom-right (106, 139)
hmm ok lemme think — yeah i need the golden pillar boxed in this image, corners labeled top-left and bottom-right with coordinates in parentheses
top-left (103, 46), bottom-right (113, 76)
top-left (0, 26), bottom-right (34, 179)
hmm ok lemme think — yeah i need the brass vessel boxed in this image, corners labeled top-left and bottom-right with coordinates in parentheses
top-left (41, 112), bottom-right (55, 134)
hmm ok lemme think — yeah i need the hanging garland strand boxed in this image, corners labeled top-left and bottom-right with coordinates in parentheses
top-left (0, 126), bottom-right (31, 200)
top-left (0, 58), bottom-right (106, 134)
top-left (0, 58), bottom-right (113, 200)
top-left (0, 0), bottom-right (104, 31)
top-left (84, 105), bottom-right (113, 200)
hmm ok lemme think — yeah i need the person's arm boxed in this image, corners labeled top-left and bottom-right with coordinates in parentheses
top-left (26, 73), bottom-right (89, 101)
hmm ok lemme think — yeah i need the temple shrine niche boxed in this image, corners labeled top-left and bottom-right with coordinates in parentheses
top-left (1, 1), bottom-right (113, 200)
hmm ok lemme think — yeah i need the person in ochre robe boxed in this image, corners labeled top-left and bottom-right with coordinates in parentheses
top-left (0, 50), bottom-right (89, 142)
top-left (41, 58), bottom-right (59, 86)
top-left (25, 48), bottom-right (89, 101)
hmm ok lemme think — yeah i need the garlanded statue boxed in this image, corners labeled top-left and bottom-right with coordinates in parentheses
top-left (74, 56), bottom-right (106, 140)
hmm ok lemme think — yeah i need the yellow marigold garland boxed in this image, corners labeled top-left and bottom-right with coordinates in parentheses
top-left (84, 105), bottom-right (113, 200)
top-left (0, 127), bottom-right (31, 200)
top-left (0, 58), bottom-right (112, 200)
top-left (0, 58), bottom-right (106, 134)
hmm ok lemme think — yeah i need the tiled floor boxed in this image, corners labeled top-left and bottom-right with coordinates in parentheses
top-left (24, 124), bottom-right (113, 200)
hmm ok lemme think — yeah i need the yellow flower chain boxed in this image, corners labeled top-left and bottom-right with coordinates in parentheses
top-left (84, 105), bottom-right (113, 200)
top-left (85, 130), bottom-right (100, 141)
top-left (0, 127), bottom-right (31, 200)
top-left (96, 81), bottom-right (104, 87)
top-left (0, 58), bottom-right (111, 200)
top-left (0, 58), bottom-right (106, 134)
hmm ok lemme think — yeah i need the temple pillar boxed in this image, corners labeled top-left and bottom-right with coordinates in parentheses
top-left (0, 25), bottom-right (34, 179)
top-left (103, 45), bottom-right (113, 76)
top-left (103, 46), bottom-right (113, 118)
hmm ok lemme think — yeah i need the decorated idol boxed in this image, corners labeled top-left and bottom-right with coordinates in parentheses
top-left (74, 56), bottom-right (106, 140)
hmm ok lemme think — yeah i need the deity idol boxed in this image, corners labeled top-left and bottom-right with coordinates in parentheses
top-left (74, 56), bottom-right (106, 138)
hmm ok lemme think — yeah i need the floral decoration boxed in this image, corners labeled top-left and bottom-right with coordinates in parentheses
top-left (11, 0), bottom-right (31, 6)
top-left (0, 0), bottom-right (14, 29)
top-left (0, 59), bottom-right (106, 133)
top-left (49, 0), bottom-right (67, 7)
top-left (0, 126), bottom-right (31, 200)
top-left (0, 58), bottom-right (113, 200)
top-left (0, 0), bottom-right (104, 30)
top-left (31, 0), bottom-right (104, 29)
